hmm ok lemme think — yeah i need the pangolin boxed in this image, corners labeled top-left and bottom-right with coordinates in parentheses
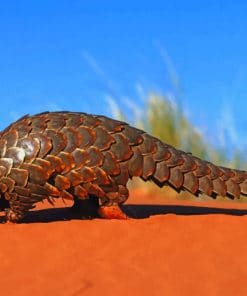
top-left (0, 111), bottom-right (246, 222)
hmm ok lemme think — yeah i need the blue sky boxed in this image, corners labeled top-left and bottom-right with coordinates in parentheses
top-left (0, 1), bottom-right (246, 153)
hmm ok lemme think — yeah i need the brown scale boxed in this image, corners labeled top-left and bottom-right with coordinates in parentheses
top-left (31, 133), bottom-right (52, 158)
top-left (2, 130), bottom-right (18, 147)
top-left (46, 114), bottom-right (67, 130)
top-left (141, 155), bottom-right (156, 181)
top-left (162, 147), bottom-right (184, 168)
top-left (138, 134), bottom-right (157, 156)
top-left (0, 158), bottom-right (13, 175)
top-left (17, 137), bottom-right (40, 162)
top-left (86, 147), bottom-right (104, 167)
top-left (110, 133), bottom-right (133, 161)
top-left (54, 175), bottom-right (71, 190)
top-left (45, 154), bottom-right (65, 173)
top-left (183, 172), bottom-right (199, 194)
top-left (9, 168), bottom-right (28, 187)
top-left (0, 111), bottom-right (247, 223)
top-left (121, 125), bottom-right (144, 146)
top-left (153, 141), bottom-right (171, 162)
top-left (5, 147), bottom-right (25, 167)
top-left (96, 116), bottom-right (125, 133)
top-left (30, 117), bottom-right (48, 133)
top-left (0, 139), bottom-right (7, 157)
top-left (78, 126), bottom-right (96, 148)
top-left (57, 152), bottom-right (76, 173)
top-left (101, 151), bottom-right (121, 176)
top-left (62, 127), bottom-right (82, 153)
top-left (93, 127), bottom-right (115, 151)
top-left (44, 130), bottom-right (67, 155)
top-left (127, 147), bottom-right (143, 177)
top-left (14, 120), bottom-right (32, 138)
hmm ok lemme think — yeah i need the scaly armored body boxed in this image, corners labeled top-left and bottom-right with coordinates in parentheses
top-left (0, 111), bottom-right (246, 222)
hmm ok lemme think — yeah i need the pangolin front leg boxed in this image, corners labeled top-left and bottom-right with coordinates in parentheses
top-left (5, 196), bottom-right (36, 222)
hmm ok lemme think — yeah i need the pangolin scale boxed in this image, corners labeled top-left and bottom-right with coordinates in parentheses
top-left (0, 111), bottom-right (246, 222)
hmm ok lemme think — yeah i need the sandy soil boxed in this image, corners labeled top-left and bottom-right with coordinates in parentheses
top-left (1, 188), bottom-right (247, 296)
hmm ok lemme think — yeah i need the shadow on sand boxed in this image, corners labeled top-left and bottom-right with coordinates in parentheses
top-left (1, 204), bottom-right (247, 223)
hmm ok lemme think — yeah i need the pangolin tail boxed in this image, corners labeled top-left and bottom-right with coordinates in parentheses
top-left (128, 131), bottom-right (247, 199)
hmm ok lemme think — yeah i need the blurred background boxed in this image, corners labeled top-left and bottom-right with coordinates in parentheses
top-left (0, 0), bottom-right (247, 201)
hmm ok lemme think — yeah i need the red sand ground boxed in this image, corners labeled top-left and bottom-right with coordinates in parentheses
top-left (1, 188), bottom-right (247, 295)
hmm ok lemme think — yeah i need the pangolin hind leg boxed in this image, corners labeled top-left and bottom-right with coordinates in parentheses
top-left (5, 196), bottom-right (36, 223)
top-left (71, 183), bottom-right (129, 219)
top-left (98, 185), bottom-right (129, 219)
top-left (71, 195), bottom-right (128, 219)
